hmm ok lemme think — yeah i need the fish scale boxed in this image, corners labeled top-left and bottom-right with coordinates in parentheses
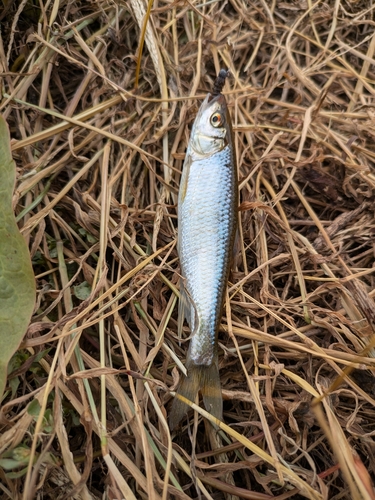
top-left (179, 149), bottom-right (236, 365)
top-left (169, 71), bottom-right (238, 430)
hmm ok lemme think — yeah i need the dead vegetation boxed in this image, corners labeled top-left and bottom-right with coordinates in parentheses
top-left (1, 0), bottom-right (375, 498)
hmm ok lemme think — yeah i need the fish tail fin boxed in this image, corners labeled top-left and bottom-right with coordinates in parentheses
top-left (169, 356), bottom-right (222, 431)
top-left (201, 356), bottom-right (222, 426)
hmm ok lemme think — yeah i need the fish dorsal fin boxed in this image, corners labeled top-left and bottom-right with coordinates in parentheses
top-left (231, 225), bottom-right (241, 273)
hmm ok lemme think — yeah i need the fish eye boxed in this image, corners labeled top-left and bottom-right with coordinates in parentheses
top-left (210, 112), bottom-right (224, 128)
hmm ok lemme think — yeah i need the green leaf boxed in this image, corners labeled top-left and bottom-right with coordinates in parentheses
top-left (27, 398), bottom-right (41, 418)
top-left (74, 281), bottom-right (91, 300)
top-left (5, 467), bottom-right (29, 479)
top-left (0, 459), bottom-right (24, 470)
top-left (0, 115), bottom-right (35, 399)
top-left (8, 376), bottom-right (20, 399)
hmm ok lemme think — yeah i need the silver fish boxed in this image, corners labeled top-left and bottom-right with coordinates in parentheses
top-left (170, 70), bottom-right (238, 430)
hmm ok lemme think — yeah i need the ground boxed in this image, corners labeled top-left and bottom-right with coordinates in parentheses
top-left (1, 1), bottom-right (375, 499)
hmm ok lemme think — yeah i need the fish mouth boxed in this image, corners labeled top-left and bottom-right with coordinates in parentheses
top-left (207, 92), bottom-right (226, 104)
top-left (201, 93), bottom-right (227, 119)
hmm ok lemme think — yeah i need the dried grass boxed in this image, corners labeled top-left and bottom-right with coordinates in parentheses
top-left (1, 0), bottom-right (375, 499)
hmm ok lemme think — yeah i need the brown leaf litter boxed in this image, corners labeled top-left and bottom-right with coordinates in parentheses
top-left (1, 1), bottom-right (375, 499)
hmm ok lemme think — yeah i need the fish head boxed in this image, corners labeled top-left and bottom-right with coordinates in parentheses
top-left (190, 93), bottom-right (232, 157)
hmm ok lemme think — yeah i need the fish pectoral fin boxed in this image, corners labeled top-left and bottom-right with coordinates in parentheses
top-left (178, 155), bottom-right (192, 204)
top-left (169, 357), bottom-right (223, 431)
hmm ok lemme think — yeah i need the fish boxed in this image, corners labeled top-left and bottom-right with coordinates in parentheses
top-left (169, 70), bottom-right (238, 430)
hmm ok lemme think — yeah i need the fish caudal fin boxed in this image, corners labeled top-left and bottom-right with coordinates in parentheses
top-left (201, 359), bottom-right (223, 426)
top-left (169, 357), bottom-right (222, 431)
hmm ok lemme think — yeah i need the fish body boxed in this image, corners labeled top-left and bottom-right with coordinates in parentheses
top-left (170, 73), bottom-right (238, 429)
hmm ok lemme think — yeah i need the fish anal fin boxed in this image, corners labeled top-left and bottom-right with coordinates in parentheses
top-left (178, 279), bottom-right (192, 343)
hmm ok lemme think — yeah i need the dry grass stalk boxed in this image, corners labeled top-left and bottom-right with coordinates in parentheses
top-left (1, 1), bottom-right (375, 499)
